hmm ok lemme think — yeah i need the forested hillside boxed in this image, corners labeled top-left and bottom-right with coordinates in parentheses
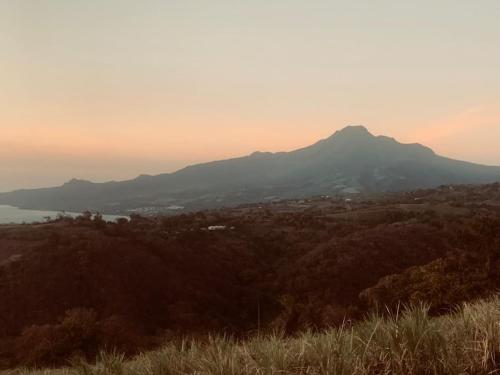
top-left (0, 183), bottom-right (499, 368)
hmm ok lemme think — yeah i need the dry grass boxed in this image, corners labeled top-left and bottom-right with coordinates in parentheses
top-left (4, 296), bottom-right (499, 375)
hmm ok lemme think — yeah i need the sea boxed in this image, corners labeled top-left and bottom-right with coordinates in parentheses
top-left (0, 205), bottom-right (125, 224)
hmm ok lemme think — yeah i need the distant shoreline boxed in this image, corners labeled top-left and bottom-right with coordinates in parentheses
top-left (0, 205), bottom-right (126, 224)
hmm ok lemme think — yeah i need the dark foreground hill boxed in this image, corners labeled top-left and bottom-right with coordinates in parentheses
top-left (1, 126), bottom-right (500, 213)
top-left (0, 183), bottom-right (499, 368)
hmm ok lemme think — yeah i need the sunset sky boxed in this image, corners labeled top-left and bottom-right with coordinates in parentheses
top-left (1, 0), bottom-right (499, 192)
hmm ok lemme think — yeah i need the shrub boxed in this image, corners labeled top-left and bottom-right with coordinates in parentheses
top-left (14, 309), bottom-right (98, 367)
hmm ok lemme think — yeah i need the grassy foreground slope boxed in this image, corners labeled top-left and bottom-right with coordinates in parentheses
top-left (5, 296), bottom-right (499, 375)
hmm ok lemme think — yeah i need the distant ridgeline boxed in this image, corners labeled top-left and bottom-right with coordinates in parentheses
top-left (1, 126), bottom-right (500, 214)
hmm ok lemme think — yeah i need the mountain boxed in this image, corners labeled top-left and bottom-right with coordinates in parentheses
top-left (1, 125), bottom-right (500, 214)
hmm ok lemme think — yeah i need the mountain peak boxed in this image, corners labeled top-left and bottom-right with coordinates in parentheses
top-left (324, 125), bottom-right (375, 144)
top-left (334, 125), bottom-right (372, 137)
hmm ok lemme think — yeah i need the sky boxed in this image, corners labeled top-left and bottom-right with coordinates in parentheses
top-left (1, 0), bottom-right (499, 192)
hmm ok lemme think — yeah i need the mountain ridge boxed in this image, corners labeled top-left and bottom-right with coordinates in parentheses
top-left (1, 125), bottom-right (500, 214)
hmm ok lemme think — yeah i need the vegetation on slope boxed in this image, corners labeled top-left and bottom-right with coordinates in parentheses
top-left (0, 183), bottom-right (499, 368)
top-left (4, 296), bottom-right (500, 375)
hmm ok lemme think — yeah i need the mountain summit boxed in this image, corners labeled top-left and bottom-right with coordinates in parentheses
top-left (1, 126), bottom-right (500, 213)
top-left (333, 125), bottom-right (372, 137)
